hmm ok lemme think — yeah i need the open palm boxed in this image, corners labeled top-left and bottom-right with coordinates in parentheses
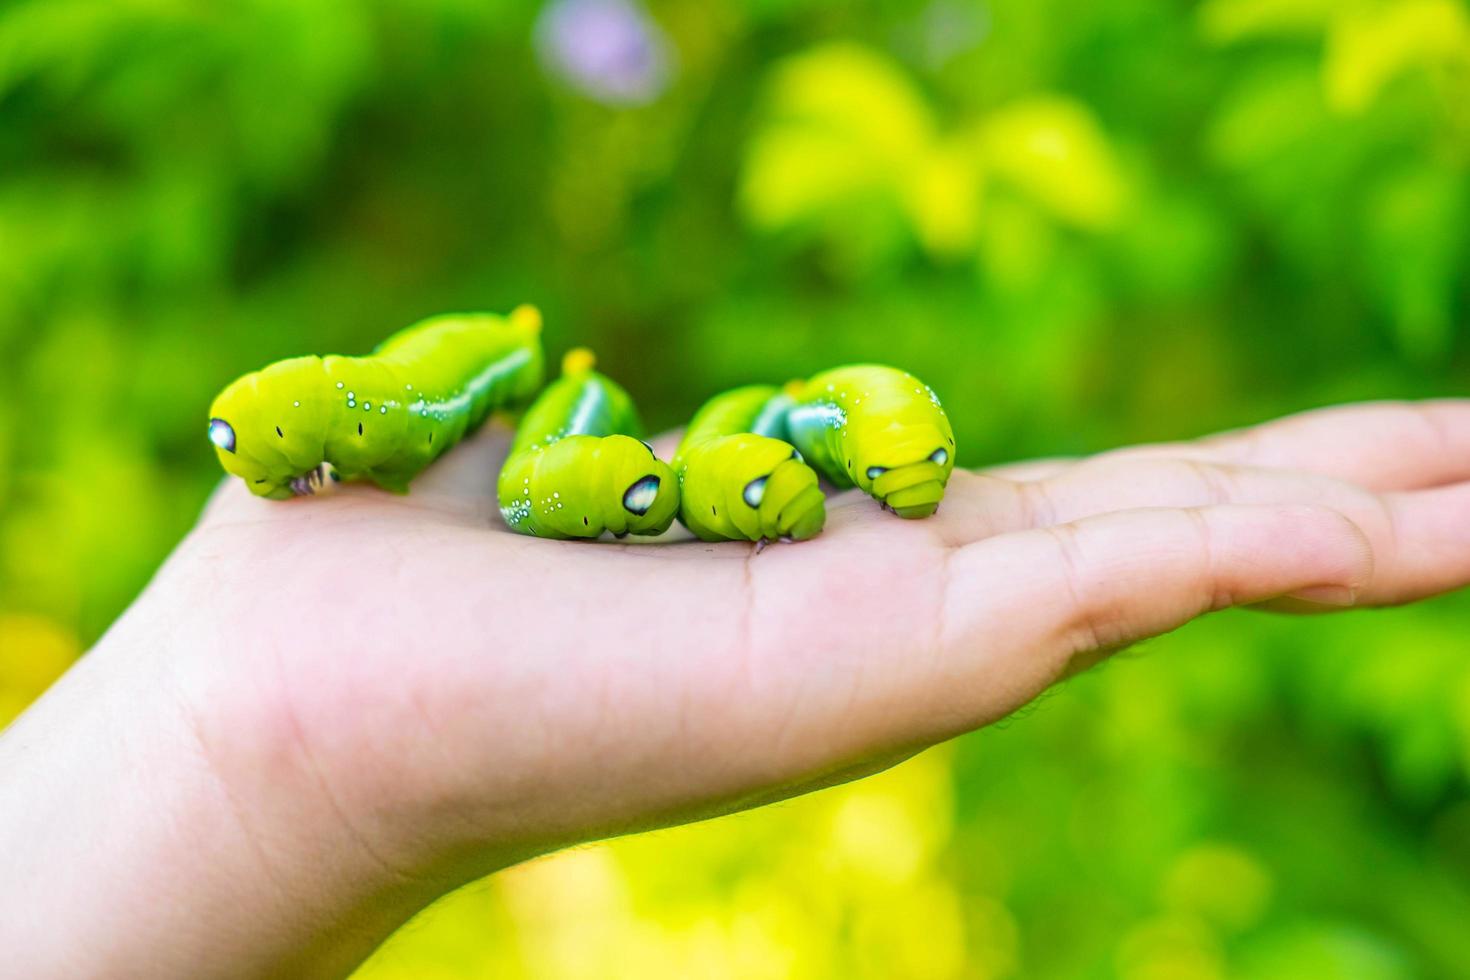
top-left (10, 399), bottom-right (1470, 978)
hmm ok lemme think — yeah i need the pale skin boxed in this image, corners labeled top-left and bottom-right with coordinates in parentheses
top-left (4, 400), bottom-right (1470, 978)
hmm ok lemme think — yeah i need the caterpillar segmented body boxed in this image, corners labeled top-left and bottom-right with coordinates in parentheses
top-left (675, 364), bottom-right (953, 541)
top-left (673, 386), bottom-right (826, 543)
top-left (497, 349), bottom-right (679, 539)
top-left (786, 365), bottom-right (955, 518)
top-left (207, 306), bottom-right (545, 498)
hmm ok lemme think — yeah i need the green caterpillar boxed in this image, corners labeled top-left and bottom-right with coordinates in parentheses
top-left (676, 365), bottom-right (955, 542)
top-left (673, 386), bottom-right (826, 543)
top-left (497, 349), bottom-right (679, 539)
top-left (207, 306), bottom-right (545, 499)
top-left (786, 364), bottom-right (955, 518)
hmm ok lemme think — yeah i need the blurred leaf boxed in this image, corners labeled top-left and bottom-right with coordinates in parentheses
top-left (0, 2), bottom-right (1468, 976)
top-left (1322, 0), bottom-right (1470, 116)
top-left (976, 95), bottom-right (1129, 231)
top-left (1197, 0), bottom-right (1337, 45)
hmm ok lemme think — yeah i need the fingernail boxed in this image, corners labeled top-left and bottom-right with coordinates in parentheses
top-left (1286, 584), bottom-right (1358, 606)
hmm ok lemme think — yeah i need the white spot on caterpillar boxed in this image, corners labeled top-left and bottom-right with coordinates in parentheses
top-left (336, 382), bottom-right (344, 389)
top-left (293, 400), bottom-right (300, 407)
top-left (348, 391), bottom-right (355, 399)
top-left (380, 406), bottom-right (387, 414)
top-left (363, 401), bottom-right (371, 411)
top-left (501, 497), bottom-right (532, 526)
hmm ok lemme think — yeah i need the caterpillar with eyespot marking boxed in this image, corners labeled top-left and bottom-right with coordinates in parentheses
top-left (497, 348), bottom-right (680, 539)
top-left (675, 365), bottom-right (954, 542)
top-left (673, 386), bottom-right (826, 543)
top-left (207, 306), bottom-right (545, 499)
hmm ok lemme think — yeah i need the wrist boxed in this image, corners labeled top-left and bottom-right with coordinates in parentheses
top-left (0, 604), bottom-right (449, 979)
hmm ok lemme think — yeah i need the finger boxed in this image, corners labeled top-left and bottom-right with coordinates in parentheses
top-left (1367, 481), bottom-right (1470, 604)
top-left (929, 503), bottom-right (1374, 728)
top-left (973, 456), bottom-right (1075, 482)
top-left (1080, 399), bottom-right (1470, 492)
top-left (1255, 481), bottom-right (1470, 613)
top-left (935, 458), bottom-right (1470, 605)
top-left (934, 458), bottom-right (1381, 544)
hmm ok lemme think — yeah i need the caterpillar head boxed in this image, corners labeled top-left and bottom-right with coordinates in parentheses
top-left (208, 357), bottom-right (335, 499)
top-left (683, 434), bottom-right (825, 543)
top-left (847, 415), bottom-right (956, 519)
top-left (503, 434), bottom-right (679, 539)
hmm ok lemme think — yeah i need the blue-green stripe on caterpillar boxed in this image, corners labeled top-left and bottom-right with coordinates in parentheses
top-left (207, 306), bottom-right (545, 498)
top-left (784, 365), bottom-right (955, 519)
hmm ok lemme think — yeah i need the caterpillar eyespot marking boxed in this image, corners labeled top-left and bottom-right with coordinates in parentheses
top-left (206, 307), bottom-right (544, 499)
top-left (496, 348), bottom-right (678, 540)
top-left (674, 386), bottom-right (824, 544)
top-left (866, 465), bottom-right (887, 480)
top-left (742, 475), bottom-right (768, 509)
top-left (622, 475), bottom-right (661, 515)
top-left (208, 418), bottom-right (236, 454)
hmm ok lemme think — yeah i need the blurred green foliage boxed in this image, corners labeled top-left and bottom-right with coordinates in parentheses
top-left (3, 0), bottom-right (1470, 976)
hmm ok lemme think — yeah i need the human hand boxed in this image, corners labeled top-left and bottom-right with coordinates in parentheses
top-left (6, 400), bottom-right (1470, 978)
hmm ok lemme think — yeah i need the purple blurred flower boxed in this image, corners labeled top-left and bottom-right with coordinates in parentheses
top-left (535, 0), bottom-right (674, 106)
top-left (916, 0), bottom-right (990, 67)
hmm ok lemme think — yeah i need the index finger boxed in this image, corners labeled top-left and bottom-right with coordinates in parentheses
top-left (978, 400), bottom-right (1470, 492)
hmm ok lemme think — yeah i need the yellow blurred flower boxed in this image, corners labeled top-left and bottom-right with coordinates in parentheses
top-left (975, 97), bottom-right (1127, 231)
top-left (0, 612), bottom-right (78, 726)
top-left (740, 42), bottom-right (1127, 269)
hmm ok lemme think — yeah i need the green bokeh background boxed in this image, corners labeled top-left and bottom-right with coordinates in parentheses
top-left (3, 0), bottom-right (1470, 976)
